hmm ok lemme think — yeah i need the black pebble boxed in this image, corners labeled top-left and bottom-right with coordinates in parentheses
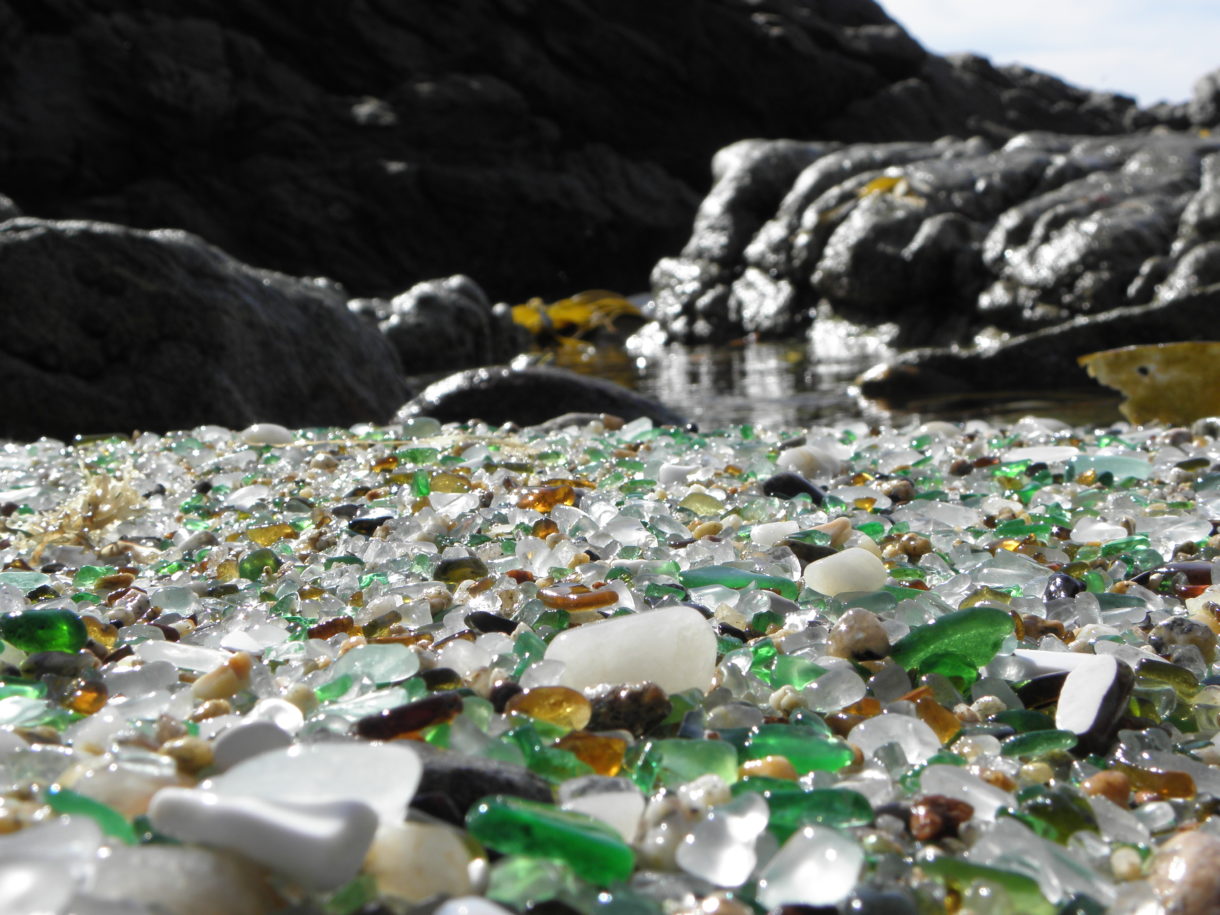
top-left (762, 471), bottom-right (826, 504)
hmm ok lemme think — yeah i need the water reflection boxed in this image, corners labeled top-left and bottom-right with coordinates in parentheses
top-left (551, 334), bottom-right (1122, 431)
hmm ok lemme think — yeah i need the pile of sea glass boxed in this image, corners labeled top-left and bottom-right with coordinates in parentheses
top-left (2, 413), bottom-right (1220, 914)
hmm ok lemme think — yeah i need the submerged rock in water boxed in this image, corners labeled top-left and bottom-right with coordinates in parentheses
top-left (654, 131), bottom-right (1220, 353)
top-left (0, 218), bottom-right (408, 440)
top-left (398, 365), bottom-right (685, 428)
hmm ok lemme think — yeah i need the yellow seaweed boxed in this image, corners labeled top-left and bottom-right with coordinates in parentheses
top-left (511, 290), bottom-right (642, 340)
top-left (857, 175), bottom-right (905, 197)
top-left (857, 174), bottom-right (924, 202)
top-left (1078, 341), bottom-right (1220, 424)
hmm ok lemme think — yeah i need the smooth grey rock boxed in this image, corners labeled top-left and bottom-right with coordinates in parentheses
top-left (350, 274), bottom-right (527, 374)
top-left (0, 218), bottom-right (409, 440)
top-left (398, 364), bottom-right (685, 428)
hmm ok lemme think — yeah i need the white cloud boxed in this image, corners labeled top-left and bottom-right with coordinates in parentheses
top-left (881, 0), bottom-right (1219, 104)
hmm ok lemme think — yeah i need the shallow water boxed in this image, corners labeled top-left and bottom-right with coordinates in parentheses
top-left (550, 335), bottom-right (1125, 432)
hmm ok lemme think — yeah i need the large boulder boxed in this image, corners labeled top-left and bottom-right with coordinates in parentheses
top-left (654, 133), bottom-right (1220, 348)
top-left (0, 0), bottom-right (1150, 303)
top-left (0, 218), bottom-right (409, 440)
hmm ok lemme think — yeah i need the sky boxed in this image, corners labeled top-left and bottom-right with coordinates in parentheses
top-left (881, 0), bottom-right (1219, 107)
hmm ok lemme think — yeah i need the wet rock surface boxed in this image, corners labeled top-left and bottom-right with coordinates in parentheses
top-left (398, 365), bottom-right (686, 429)
top-left (857, 284), bottom-right (1220, 406)
top-left (0, 218), bottom-right (409, 440)
top-left (0, 0), bottom-right (1153, 303)
top-left (654, 131), bottom-right (1220, 350)
top-left (350, 275), bottom-right (527, 375)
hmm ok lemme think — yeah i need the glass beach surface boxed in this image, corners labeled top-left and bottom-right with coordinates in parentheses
top-left (0, 396), bottom-right (1217, 913)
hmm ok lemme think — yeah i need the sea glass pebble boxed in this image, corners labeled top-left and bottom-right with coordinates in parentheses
top-left (558, 775), bottom-right (646, 841)
top-left (756, 825), bottom-right (864, 908)
top-left (149, 789), bottom-right (378, 890)
top-left (203, 742), bottom-right (421, 824)
top-left (1053, 653), bottom-right (1134, 754)
top-left (466, 795), bottom-right (635, 885)
top-left (211, 719), bottom-right (293, 771)
top-left (545, 605), bottom-right (716, 694)
top-left (675, 791), bottom-right (768, 887)
top-left (0, 607), bottom-right (87, 654)
top-left (802, 547), bottom-right (886, 597)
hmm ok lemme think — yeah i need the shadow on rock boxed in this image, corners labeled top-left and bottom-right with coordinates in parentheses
top-left (0, 218), bottom-right (409, 441)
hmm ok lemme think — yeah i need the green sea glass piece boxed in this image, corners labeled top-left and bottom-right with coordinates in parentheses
top-left (0, 607), bottom-right (87, 654)
top-left (743, 724), bottom-right (855, 774)
top-left (678, 565), bottom-right (799, 601)
top-left (771, 654), bottom-right (826, 689)
top-left (891, 607), bottom-right (1014, 676)
top-left (650, 738), bottom-right (738, 787)
top-left (46, 785), bottom-right (137, 844)
top-left (1009, 785), bottom-right (1099, 844)
top-left (734, 779), bottom-right (872, 840)
top-left (919, 857), bottom-right (1054, 915)
top-left (467, 795), bottom-right (635, 885)
top-left (238, 548), bottom-right (282, 581)
top-left (1000, 729), bottom-right (1078, 759)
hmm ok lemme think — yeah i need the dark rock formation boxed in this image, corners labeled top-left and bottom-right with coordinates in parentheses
top-left (654, 131), bottom-right (1220, 352)
top-left (349, 275), bottom-right (527, 375)
top-left (0, 218), bottom-right (409, 440)
top-left (398, 365), bottom-right (685, 428)
top-left (0, 0), bottom-right (1151, 303)
top-left (857, 284), bottom-right (1220, 407)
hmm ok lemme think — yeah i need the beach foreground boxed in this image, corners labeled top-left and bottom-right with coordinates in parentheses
top-left (1, 413), bottom-right (1218, 914)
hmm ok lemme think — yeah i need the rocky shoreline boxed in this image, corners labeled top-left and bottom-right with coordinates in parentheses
top-left (2, 1), bottom-right (1220, 443)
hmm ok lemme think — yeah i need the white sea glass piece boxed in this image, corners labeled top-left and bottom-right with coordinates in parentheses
top-left (756, 825), bottom-right (863, 908)
top-left (545, 605), bottom-right (716, 693)
top-left (149, 789), bottom-right (377, 890)
top-left (802, 547), bottom-right (886, 597)
top-left (203, 741), bottom-right (421, 825)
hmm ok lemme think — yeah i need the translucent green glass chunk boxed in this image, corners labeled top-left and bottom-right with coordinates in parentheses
top-left (46, 786), bottom-right (136, 844)
top-left (734, 779), bottom-right (872, 840)
top-left (743, 724), bottom-right (854, 774)
top-left (487, 856), bottom-right (580, 909)
top-left (999, 729), bottom-right (1078, 758)
top-left (72, 565), bottom-right (116, 588)
top-left (919, 857), bottom-right (1054, 915)
top-left (466, 795), bottom-right (635, 885)
top-left (678, 565), bottom-right (798, 600)
top-left (891, 607), bottom-right (1014, 674)
top-left (0, 608), bottom-right (88, 654)
top-left (239, 548), bottom-right (282, 581)
top-left (771, 654), bottom-right (826, 689)
top-left (1010, 785), bottom-right (1099, 844)
top-left (651, 738), bottom-right (738, 787)
top-left (991, 709), bottom-right (1056, 733)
